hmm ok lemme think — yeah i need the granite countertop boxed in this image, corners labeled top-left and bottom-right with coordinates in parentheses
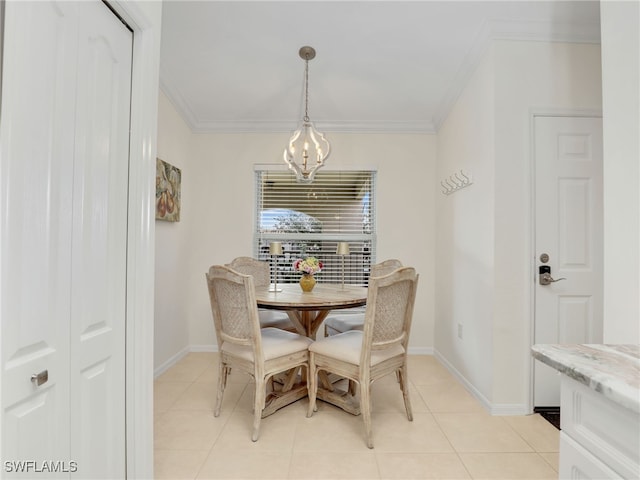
top-left (531, 344), bottom-right (640, 413)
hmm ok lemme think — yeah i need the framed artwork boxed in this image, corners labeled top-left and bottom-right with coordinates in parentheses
top-left (156, 158), bottom-right (181, 222)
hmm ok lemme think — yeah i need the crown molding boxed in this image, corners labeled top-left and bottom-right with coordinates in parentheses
top-left (183, 118), bottom-right (437, 135)
top-left (432, 17), bottom-right (601, 131)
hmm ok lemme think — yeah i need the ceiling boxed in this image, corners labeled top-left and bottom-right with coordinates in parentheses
top-left (160, 1), bottom-right (601, 134)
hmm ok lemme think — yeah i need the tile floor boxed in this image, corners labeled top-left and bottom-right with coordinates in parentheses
top-left (154, 353), bottom-right (559, 479)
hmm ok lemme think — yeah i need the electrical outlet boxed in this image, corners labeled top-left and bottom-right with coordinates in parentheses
top-left (457, 323), bottom-right (463, 339)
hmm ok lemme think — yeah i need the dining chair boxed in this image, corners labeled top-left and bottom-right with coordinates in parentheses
top-left (226, 256), bottom-right (296, 332)
top-left (206, 265), bottom-right (313, 441)
top-left (324, 259), bottom-right (403, 336)
top-left (307, 266), bottom-right (419, 448)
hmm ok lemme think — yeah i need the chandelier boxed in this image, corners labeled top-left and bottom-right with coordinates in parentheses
top-left (283, 46), bottom-right (331, 184)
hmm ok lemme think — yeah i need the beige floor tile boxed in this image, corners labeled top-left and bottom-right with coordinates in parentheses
top-left (415, 381), bottom-right (485, 414)
top-left (211, 406), bottom-right (301, 452)
top-left (288, 451), bottom-right (380, 479)
top-left (434, 413), bottom-right (533, 453)
top-left (170, 382), bottom-right (218, 411)
top-left (201, 383), bottom-right (249, 416)
top-left (194, 365), bottom-right (218, 384)
top-left (294, 404), bottom-right (375, 452)
top-left (154, 381), bottom-right (192, 413)
top-left (156, 356), bottom-right (215, 383)
top-left (407, 356), bottom-right (456, 386)
top-left (154, 449), bottom-right (209, 480)
top-left (502, 414), bottom-right (559, 452)
top-left (376, 452), bottom-right (471, 479)
top-left (196, 450), bottom-right (292, 479)
top-left (458, 453), bottom-right (558, 479)
top-left (372, 413), bottom-right (455, 453)
top-left (538, 452), bottom-right (559, 472)
top-left (154, 354), bottom-right (564, 480)
top-left (224, 368), bottom-right (254, 384)
top-left (154, 410), bottom-right (229, 451)
top-left (370, 381), bottom-right (430, 414)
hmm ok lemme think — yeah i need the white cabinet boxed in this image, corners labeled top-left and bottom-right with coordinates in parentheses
top-left (559, 376), bottom-right (640, 479)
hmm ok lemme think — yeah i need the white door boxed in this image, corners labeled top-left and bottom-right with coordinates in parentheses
top-left (533, 115), bottom-right (603, 407)
top-left (0, 3), bottom-right (77, 472)
top-left (70, 3), bottom-right (132, 477)
top-left (0, 2), bottom-right (132, 478)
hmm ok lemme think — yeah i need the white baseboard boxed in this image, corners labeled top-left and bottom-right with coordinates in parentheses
top-left (153, 345), bottom-right (219, 378)
top-left (433, 349), bottom-right (528, 416)
top-left (408, 346), bottom-right (434, 355)
top-left (189, 344), bottom-right (218, 353)
top-left (153, 346), bottom-right (190, 378)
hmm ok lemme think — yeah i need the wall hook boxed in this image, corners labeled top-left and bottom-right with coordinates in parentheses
top-left (440, 169), bottom-right (473, 195)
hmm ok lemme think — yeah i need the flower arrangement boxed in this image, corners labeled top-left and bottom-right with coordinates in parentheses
top-left (293, 256), bottom-right (323, 275)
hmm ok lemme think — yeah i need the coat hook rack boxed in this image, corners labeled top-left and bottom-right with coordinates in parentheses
top-left (440, 169), bottom-right (473, 195)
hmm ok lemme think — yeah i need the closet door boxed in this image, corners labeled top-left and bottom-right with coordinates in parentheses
top-left (0, 2), bottom-right (78, 471)
top-left (0, 2), bottom-right (132, 477)
top-left (69, 3), bottom-right (132, 477)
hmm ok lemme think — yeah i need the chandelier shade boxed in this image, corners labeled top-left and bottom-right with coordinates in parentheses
top-left (283, 46), bottom-right (331, 183)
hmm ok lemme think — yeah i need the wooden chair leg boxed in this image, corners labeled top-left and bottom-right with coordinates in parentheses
top-left (360, 380), bottom-right (374, 449)
top-left (214, 363), bottom-right (228, 417)
top-left (307, 357), bottom-right (317, 417)
top-left (252, 377), bottom-right (266, 441)
top-left (399, 366), bottom-right (413, 421)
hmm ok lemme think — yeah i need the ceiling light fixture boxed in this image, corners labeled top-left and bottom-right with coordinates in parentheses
top-left (284, 46), bottom-right (330, 184)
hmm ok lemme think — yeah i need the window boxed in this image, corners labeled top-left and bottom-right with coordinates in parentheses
top-left (254, 167), bottom-right (377, 286)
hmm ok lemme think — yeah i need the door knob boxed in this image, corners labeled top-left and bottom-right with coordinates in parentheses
top-left (538, 265), bottom-right (566, 285)
top-left (539, 272), bottom-right (566, 286)
top-left (31, 370), bottom-right (48, 387)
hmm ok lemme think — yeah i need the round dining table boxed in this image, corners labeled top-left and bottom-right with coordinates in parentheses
top-left (254, 283), bottom-right (368, 339)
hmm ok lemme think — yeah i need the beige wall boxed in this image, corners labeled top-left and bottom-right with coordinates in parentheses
top-left (436, 40), bottom-right (602, 412)
top-left (155, 91), bottom-right (194, 370)
top-left (184, 132), bottom-right (436, 350)
top-left (436, 45), bottom-right (496, 401)
top-left (153, 101), bottom-right (437, 369)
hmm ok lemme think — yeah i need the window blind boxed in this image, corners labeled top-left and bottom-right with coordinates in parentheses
top-left (254, 167), bottom-right (377, 286)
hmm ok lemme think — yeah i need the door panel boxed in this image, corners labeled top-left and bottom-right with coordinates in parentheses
top-left (70, 3), bottom-right (132, 478)
top-left (534, 116), bottom-right (603, 407)
top-left (1, 1), bottom-right (78, 469)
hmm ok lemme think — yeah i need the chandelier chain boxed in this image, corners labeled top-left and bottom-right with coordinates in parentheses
top-left (304, 57), bottom-right (310, 122)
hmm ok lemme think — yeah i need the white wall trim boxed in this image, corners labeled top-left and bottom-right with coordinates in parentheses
top-left (527, 108), bottom-right (603, 414)
top-left (434, 349), bottom-right (492, 413)
top-left (153, 347), bottom-right (190, 379)
top-left (190, 344), bottom-right (218, 353)
top-left (434, 349), bottom-right (529, 416)
top-left (110, 1), bottom-right (161, 479)
top-left (408, 346), bottom-right (434, 356)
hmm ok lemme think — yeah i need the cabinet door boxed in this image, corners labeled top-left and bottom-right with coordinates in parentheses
top-left (560, 433), bottom-right (620, 479)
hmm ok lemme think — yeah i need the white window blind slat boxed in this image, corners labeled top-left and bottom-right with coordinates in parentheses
top-left (254, 169), bottom-right (376, 286)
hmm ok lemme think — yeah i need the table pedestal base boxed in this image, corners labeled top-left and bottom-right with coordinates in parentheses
top-left (262, 383), bottom-right (308, 418)
top-left (316, 386), bottom-right (361, 416)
